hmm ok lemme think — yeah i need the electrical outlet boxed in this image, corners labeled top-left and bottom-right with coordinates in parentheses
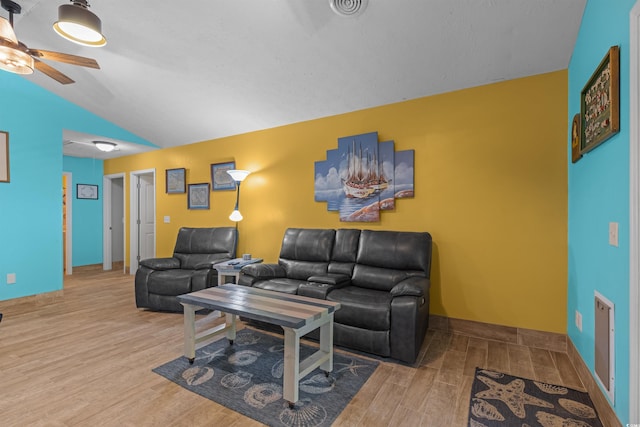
top-left (575, 310), bottom-right (582, 332)
top-left (164, 216), bottom-right (170, 224)
top-left (7, 273), bottom-right (16, 284)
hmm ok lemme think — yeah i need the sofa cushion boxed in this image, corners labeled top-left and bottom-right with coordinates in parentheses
top-left (253, 278), bottom-right (305, 294)
top-left (356, 230), bottom-right (431, 273)
top-left (352, 264), bottom-right (413, 292)
top-left (174, 227), bottom-right (237, 269)
top-left (280, 259), bottom-right (330, 280)
top-left (328, 286), bottom-right (391, 331)
top-left (147, 270), bottom-right (192, 295)
top-left (328, 229), bottom-right (361, 276)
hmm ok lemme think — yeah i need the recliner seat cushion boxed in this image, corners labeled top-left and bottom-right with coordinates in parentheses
top-left (328, 286), bottom-right (391, 330)
top-left (253, 278), bottom-right (306, 294)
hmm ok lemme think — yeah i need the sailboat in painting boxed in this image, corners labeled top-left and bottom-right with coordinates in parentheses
top-left (343, 140), bottom-right (390, 199)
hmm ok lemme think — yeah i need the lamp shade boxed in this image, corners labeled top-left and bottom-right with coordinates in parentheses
top-left (53, 2), bottom-right (106, 47)
top-left (93, 141), bottom-right (116, 152)
top-left (226, 169), bottom-right (250, 182)
top-left (229, 209), bottom-right (243, 222)
top-left (0, 18), bottom-right (34, 75)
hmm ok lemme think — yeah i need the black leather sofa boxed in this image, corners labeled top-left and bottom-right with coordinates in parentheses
top-left (239, 228), bottom-right (432, 363)
top-left (135, 227), bottom-right (237, 312)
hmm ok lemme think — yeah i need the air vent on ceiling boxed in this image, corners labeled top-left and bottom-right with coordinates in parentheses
top-left (330, 0), bottom-right (368, 18)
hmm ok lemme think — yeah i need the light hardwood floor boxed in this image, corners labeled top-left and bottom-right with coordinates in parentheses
top-left (0, 267), bottom-right (602, 426)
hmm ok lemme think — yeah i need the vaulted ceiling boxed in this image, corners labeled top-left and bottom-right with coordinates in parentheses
top-left (4, 0), bottom-right (586, 158)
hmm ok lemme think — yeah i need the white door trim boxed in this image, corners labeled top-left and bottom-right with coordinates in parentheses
top-left (63, 171), bottom-right (73, 275)
top-left (629, 1), bottom-right (640, 422)
top-left (129, 169), bottom-right (156, 275)
top-left (103, 173), bottom-right (125, 272)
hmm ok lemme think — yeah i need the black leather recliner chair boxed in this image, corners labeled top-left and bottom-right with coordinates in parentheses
top-left (135, 227), bottom-right (237, 312)
top-left (239, 228), bottom-right (432, 363)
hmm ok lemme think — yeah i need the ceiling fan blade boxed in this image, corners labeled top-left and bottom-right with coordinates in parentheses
top-left (28, 49), bottom-right (100, 69)
top-left (34, 58), bottom-right (74, 84)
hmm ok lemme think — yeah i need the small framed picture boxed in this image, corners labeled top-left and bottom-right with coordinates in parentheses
top-left (571, 113), bottom-right (582, 163)
top-left (188, 183), bottom-right (210, 209)
top-left (166, 168), bottom-right (186, 194)
top-left (211, 162), bottom-right (236, 191)
top-left (77, 184), bottom-right (99, 200)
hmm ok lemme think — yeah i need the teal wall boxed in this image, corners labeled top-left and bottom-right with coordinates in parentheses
top-left (568, 0), bottom-right (634, 423)
top-left (63, 156), bottom-right (104, 267)
top-left (0, 72), bottom-right (155, 301)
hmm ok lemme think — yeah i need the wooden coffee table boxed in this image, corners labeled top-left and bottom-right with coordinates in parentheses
top-left (177, 284), bottom-right (341, 407)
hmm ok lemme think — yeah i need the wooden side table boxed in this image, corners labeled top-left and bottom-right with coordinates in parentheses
top-left (215, 268), bottom-right (240, 285)
top-left (214, 258), bottom-right (262, 285)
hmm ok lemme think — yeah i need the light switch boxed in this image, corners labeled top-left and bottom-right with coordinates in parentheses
top-left (609, 222), bottom-right (618, 247)
top-left (164, 216), bottom-right (170, 224)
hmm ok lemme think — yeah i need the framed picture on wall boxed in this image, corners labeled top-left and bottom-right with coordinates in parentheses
top-left (188, 183), bottom-right (210, 209)
top-left (211, 162), bottom-right (236, 191)
top-left (77, 184), bottom-right (99, 200)
top-left (166, 168), bottom-right (186, 193)
top-left (580, 45), bottom-right (620, 153)
top-left (0, 130), bottom-right (9, 183)
top-left (571, 114), bottom-right (582, 163)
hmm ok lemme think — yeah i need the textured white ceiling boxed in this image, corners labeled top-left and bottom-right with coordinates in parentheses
top-left (5, 0), bottom-right (586, 157)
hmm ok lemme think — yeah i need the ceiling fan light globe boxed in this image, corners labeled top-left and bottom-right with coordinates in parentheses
top-left (0, 45), bottom-right (34, 75)
top-left (53, 4), bottom-right (106, 47)
top-left (0, 17), bottom-right (19, 44)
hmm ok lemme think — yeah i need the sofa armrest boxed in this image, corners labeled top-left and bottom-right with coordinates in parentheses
top-left (139, 257), bottom-right (181, 270)
top-left (240, 263), bottom-right (286, 279)
top-left (390, 276), bottom-right (429, 298)
top-left (307, 274), bottom-right (351, 287)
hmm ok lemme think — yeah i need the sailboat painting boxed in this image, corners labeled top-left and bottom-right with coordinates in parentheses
top-left (314, 131), bottom-right (414, 222)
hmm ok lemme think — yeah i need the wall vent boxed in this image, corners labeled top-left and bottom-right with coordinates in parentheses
top-left (594, 291), bottom-right (615, 403)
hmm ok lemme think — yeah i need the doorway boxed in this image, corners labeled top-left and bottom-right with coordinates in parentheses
top-left (103, 173), bottom-right (125, 272)
top-left (62, 172), bottom-right (72, 275)
top-left (129, 169), bottom-right (156, 274)
top-left (630, 1), bottom-right (640, 421)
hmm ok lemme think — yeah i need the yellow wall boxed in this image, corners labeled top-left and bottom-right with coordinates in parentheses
top-left (105, 70), bottom-right (568, 333)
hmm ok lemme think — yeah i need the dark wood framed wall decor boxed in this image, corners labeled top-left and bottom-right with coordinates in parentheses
top-left (0, 130), bottom-right (9, 183)
top-left (571, 113), bottom-right (583, 163)
top-left (211, 162), bottom-right (236, 191)
top-left (166, 168), bottom-right (186, 194)
top-left (188, 183), bottom-right (210, 209)
top-left (580, 45), bottom-right (620, 153)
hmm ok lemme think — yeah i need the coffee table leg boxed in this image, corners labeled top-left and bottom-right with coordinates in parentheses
top-left (225, 313), bottom-right (236, 345)
top-left (319, 313), bottom-right (334, 374)
top-left (182, 303), bottom-right (197, 364)
top-left (282, 327), bottom-right (300, 407)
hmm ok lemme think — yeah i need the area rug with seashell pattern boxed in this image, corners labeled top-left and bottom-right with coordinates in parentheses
top-left (153, 328), bottom-right (379, 427)
top-left (468, 368), bottom-right (603, 427)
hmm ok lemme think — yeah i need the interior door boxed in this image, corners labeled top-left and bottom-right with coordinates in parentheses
top-left (138, 174), bottom-right (155, 262)
top-left (111, 177), bottom-right (124, 263)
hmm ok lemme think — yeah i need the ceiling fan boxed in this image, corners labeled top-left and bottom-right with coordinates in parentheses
top-left (0, 0), bottom-right (99, 84)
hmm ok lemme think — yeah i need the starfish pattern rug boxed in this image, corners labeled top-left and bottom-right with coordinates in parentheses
top-left (468, 368), bottom-right (604, 427)
top-left (153, 328), bottom-right (379, 427)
